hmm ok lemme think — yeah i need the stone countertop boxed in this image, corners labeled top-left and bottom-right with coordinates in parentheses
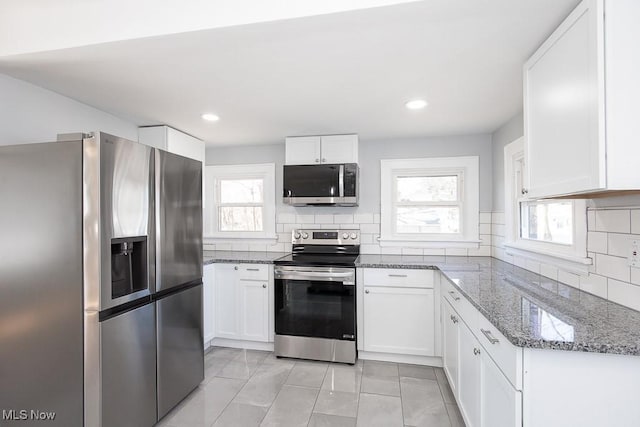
top-left (203, 251), bottom-right (640, 356)
top-left (203, 251), bottom-right (288, 265)
top-left (436, 257), bottom-right (640, 356)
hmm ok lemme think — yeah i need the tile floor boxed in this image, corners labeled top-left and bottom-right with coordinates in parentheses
top-left (157, 347), bottom-right (465, 427)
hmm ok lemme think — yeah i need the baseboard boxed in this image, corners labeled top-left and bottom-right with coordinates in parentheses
top-left (358, 351), bottom-right (443, 367)
top-left (211, 337), bottom-right (274, 352)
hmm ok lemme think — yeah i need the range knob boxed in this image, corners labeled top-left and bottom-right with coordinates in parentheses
top-left (350, 232), bottom-right (358, 240)
top-left (294, 232), bottom-right (301, 239)
top-left (342, 232), bottom-right (349, 239)
top-left (301, 232), bottom-right (309, 239)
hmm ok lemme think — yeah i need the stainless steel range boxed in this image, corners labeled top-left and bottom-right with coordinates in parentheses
top-left (274, 229), bottom-right (359, 364)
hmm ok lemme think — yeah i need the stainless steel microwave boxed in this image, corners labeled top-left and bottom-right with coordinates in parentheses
top-left (283, 163), bottom-right (358, 206)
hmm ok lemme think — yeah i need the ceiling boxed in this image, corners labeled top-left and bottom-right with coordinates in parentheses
top-left (0, 0), bottom-right (579, 146)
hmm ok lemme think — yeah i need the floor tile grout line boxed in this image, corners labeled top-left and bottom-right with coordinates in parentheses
top-left (306, 364), bottom-right (328, 426)
top-left (208, 349), bottom-right (254, 427)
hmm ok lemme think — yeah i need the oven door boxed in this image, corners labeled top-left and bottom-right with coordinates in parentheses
top-left (274, 266), bottom-right (355, 341)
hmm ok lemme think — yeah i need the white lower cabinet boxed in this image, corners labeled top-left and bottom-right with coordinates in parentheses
top-left (360, 268), bottom-right (436, 358)
top-left (214, 263), bottom-right (270, 342)
top-left (441, 299), bottom-right (459, 396)
top-left (458, 320), bottom-right (481, 427)
top-left (203, 263), bottom-right (215, 346)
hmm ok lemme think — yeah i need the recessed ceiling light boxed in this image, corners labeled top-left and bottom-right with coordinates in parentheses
top-left (201, 113), bottom-right (220, 122)
top-left (405, 99), bottom-right (428, 110)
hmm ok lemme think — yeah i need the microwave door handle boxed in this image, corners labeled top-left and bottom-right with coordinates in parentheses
top-left (339, 164), bottom-right (344, 198)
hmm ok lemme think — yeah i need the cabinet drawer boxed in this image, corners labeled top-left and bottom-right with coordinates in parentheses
top-left (475, 314), bottom-right (522, 390)
top-left (442, 278), bottom-right (478, 329)
top-left (363, 268), bottom-right (434, 288)
top-left (237, 264), bottom-right (269, 281)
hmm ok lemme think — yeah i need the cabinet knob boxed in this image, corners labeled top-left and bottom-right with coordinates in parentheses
top-left (234, 266), bottom-right (238, 270)
top-left (365, 289), bottom-right (370, 294)
top-left (315, 158), bottom-right (320, 163)
top-left (521, 188), bottom-right (529, 195)
top-left (322, 158), bottom-right (326, 163)
top-left (473, 348), bottom-right (481, 356)
top-left (262, 284), bottom-right (267, 288)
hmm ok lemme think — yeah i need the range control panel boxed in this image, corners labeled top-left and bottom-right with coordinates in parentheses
top-left (291, 229), bottom-right (360, 245)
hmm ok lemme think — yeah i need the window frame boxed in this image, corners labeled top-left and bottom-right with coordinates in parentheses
top-left (380, 156), bottom-right (480, 248)
top-left (204, 163), bottom-right (277, 242)
top-left (503, 138), bottom-right (590, 272)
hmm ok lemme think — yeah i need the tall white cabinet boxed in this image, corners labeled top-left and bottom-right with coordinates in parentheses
top-left (524, 0), bottom-right (640, 198)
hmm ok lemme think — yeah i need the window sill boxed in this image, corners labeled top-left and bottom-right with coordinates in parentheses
top-left (503, 242), bottom-right (592, 275)
top-left (204, 235), bottom-right (278, 245)
top-left (379, 238), bottom-right (481, 249)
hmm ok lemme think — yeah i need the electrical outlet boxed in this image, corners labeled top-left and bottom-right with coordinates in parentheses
top-left (630, 240), bottom-right (639, 268)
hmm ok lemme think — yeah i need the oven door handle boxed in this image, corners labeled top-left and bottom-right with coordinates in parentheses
top-left (275, 270), bottom-right (355, 284)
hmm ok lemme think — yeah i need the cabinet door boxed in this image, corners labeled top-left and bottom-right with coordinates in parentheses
top-left (214, 264), bottom-right (239, 338)
top-left (442, 299), bottom-right (459, 396)
top-left (285, 136), bottom-right (321, 165)
top-left (480, 351), bottom-right (522, 427)
top-left (524, 0), bottom-right (605, 197)
top-left (166, 127), bottom-right (205, 162)
top-left (240, 280), bottom-right (269, 342)
top-left (320, 135), bottom-right (358, 164)
top-left (458, 321), bottom-right (481, 427)
top-left (363, 286), bottom-right (434, 356)
top-left (203, 263), bottom-right (215, 345)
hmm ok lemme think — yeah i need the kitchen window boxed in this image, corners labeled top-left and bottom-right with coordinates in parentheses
top-left (380, 156), bottom-right (480, 247)
top-left (204, 163), bottom-right (276, 241)
top-left (503, 138), bottom-right (588, 270)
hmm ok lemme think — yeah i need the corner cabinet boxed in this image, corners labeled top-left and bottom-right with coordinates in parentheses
top-left (285, 134), bottom-right (358, 165)
top-left (214, 263), bottom-right (271, 344)
top-left (358, 268), bottom-right (439, 362)
top-left (524, 0), bottom-right (640, 198)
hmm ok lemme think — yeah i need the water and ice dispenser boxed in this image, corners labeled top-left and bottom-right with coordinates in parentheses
top-left (110, 236), bottom-right (148, 299)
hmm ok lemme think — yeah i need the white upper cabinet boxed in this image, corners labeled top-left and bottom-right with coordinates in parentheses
top-left (139, 125), bottom-right (205, 162)
top-left (524, 0), bottom-right (640, 198)
top-left (285, 134), bottom-right (358, 165)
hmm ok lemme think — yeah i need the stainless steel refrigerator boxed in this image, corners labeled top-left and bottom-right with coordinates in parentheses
top-left (0, 132), bottom-right (203, 427)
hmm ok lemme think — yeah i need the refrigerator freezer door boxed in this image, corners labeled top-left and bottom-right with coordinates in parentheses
top-left (155, 150), bottom-right (203, 292)
top-left (101, 302), bottom-right (157, 427)
top-left (157, 284), bottom-right (204, 420)
top-left (0, 141), bottom-right (84, 426)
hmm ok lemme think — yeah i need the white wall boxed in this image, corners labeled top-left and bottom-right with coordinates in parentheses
top-left (0, 73), bottom-right (138, 145)
top-left (491, 111), bottom-right (523, 212)
top-left (206, 133), bottom-right (493, 214)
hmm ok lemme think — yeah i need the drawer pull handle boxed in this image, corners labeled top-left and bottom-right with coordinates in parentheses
top-left (388, 274), bottom-right (407, 278)
top-left (246, 268), bottom-right (260, 272)
top-left (481, 328), bottom-right (500, 345)
top-left (448, 291), bottom-right (461, 301)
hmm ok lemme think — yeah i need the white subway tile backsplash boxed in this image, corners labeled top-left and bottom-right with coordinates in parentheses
top-left (445, 248), bottom-right (468, 256)
top-left (587, 231), bottom-right (607, 254)
top-left (525, 260), bottom-right (541, 275)
top-left (231, 242), bottom-right (250, 251)
top-left (632, 209), bottom-right (640, 235)
top-left (360, 223), bottom-right (380, 233)
top-left (514, 256), bottom-right (527, 269)
top-left (423, 248), bottom-right (445, 256)
top-left (277, 233), bottom-right (290, 242)
top-left (479, 223), bottom-right (492, 235)
top-left (558, 270), bottom-right (579, 288)
top-left (579, 274), bottom-right (608, 299)
top-left (607, 233), bottom-right (632, 258)
top-left (276, 223), bottom-right (284, 233)
top-left (479, 234), bottom-right (491, 245)
top-left (595, 253), bottom-right (630, 283)
top-left (277, 213), bottom-right (296, 224)
top-left (315, 214), bottom-right (334, 224)
top-left (334, 214), bottom-right (353, 223)
top-left (540, 263), bottom-right (558, 281)
top-left (479, 212), bottom-right (492, 224)
top-left (249, 243), bottom-right (267, 252)
top-left (401, 248), bottom-right (423, 255)
top-left (594, 209), bottom-right (630, 233)
top-left (354, 213), bottom-right (374, 223)
top-left (468, 245), bottom-right (491, 256)
top-left (296, 214), bottom-right (315, 224)
top-left (373, 214), bottom-right (381, 224)
top-left (381, 247), bottom-right (402, 255)
top-left (360, 234), bottom-right (374, 244)
top-left (361, 244), bottom-right (381, 254)
top-left (608, 279), bottom-right (640, 311)
top-left (491, 224), bottom-right (504, 237)
top-left (492, 212), bottom-right (505, 225)
top-left (587, 210), bottom-right (596, 231)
